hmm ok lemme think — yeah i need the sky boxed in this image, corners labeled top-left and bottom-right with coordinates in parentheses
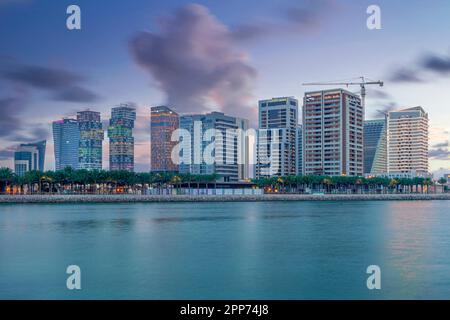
top-left (0, 0), bottom-right (449, 175)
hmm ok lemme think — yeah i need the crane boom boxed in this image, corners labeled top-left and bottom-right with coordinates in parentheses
top-left (302, 77), bottom-right (384, 108)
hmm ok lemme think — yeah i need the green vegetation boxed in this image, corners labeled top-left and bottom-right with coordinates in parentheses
top-left (252, 175), bottom-right (441, 194)
top-left (0, 167), bottom-right (447, 195)
top-left (0, 167), bottom-right (219, 195)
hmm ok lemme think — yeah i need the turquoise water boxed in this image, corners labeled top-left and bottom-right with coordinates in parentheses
top-left (0, 201), bottom-right (449, 299)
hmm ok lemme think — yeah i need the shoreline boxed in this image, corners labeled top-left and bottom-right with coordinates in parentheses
top-left (0, 193), bottom-right (450, 204)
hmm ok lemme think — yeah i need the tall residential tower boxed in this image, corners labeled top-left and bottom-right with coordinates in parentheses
top-left (77, 110), bottom-right (104, 170)
top-left (303, 89), bottom-right (364, 176)
top-left (108, 105), bottom-right (136, 171)
top-left (387, 106), bottom-right (429, 176)
top-left (150, 106), bottom-right (179, 173)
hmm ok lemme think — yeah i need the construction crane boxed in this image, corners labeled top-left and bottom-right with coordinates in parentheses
top-left (302, 76), bottom-right (384, 109)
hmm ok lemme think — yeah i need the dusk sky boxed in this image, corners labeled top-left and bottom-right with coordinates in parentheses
top-left (0, 0), bottom-right (449, 174)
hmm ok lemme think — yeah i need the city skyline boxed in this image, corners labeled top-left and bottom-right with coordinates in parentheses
top-left (1, 0), bottom-right (449, 174)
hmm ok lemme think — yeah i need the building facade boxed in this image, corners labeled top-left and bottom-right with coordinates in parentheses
top-left (256, 97), bottom-right (298, 177)
top-left (296, 125), bottom-right (303, 175)
top-left (387, 106), bottom-right (429, 175)
top-left (364, 119), bottom-right (387, 175)
top-left (303, 89), bottom-right (364, 176)
top-left (150, 106), bottom-right (179, 173)
top-left (77, 110), bottom-right (104, 170)
top-left (179, 112), bottom-right (244, 182)
top-left (52, 118), bottom-right (80, 170)
top-left (14, 141), bottom-right (46, 176)
top-left (235, 117), bottom-right (251, 180)
top-left (108, 105), bottom-right (136, 171)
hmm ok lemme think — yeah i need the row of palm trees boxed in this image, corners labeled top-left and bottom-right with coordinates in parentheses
top-left (253, 175), bottom-right (448, 194)
top-left (0, 167), bottom-right (219, 195)
top-left (0, 167), bottom-right (448, 195)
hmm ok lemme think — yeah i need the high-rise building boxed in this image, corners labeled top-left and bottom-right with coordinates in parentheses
top-left (77, 110), bottom-right (104, 170)
top-left (14, 140), bottom-right (46, 176)
top-left (387, 106), bottom-right (429, 175)
top-left (235, 117), bottom-right (251, 180)
top-left (303, 89), bottom-right (363, 176)
top-left (151, 106), bottom-right (179, 173)
top-left (179, 112), bottom-right (244, 182)
top-left (296, 125), bottom-right (303, 175)
top-left (108, 105), bottom-right (136, 171)
top-left (52, 118), bottom-right (80, 170)
top-left (364, 119), bottom-right (387, 175)
top-left (256, 97), bottom-right (298, 177)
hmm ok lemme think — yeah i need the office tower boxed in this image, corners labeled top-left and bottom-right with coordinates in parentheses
top-left (387, 106), bottom-right (429, 175)
top-left (256, 97), bottom-right (298, 177)
top-left (52, 118), bottom-right (80, 170)
top-left (236, 117), bottom-right (250, 180)
top-left (364, 119), bottom-right (387, 175)
top-left (179, 112), bottom-right (243, 182)
top-left (77, 110), bottom-right (104, 170)
top-left (14, 140), bottom-right (46, 176)
top-left (108, 105), bottom-right (136, 171)
top-left (150, 106), bottom-right (179, 173)
top-left (303, 89), bottom-right (363, 176)
top-left (296, 125), bottom-right (303, 175)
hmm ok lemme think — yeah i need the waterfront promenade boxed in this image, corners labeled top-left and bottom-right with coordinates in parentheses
top-left (1, 193), bottom-right (449, 203)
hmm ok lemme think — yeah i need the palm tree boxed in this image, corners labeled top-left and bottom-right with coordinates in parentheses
top-left (0, 167), bottom-right (14, 194)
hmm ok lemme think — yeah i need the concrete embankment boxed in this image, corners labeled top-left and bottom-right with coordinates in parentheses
top-left (0, 193), bottom-right (450, 204)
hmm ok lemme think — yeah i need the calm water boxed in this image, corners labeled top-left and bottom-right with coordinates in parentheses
top-left (0, 201), bottom-right (450, 299)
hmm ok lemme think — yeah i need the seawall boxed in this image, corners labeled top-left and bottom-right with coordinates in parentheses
top-left (1, 193), bottom-right (450, 204)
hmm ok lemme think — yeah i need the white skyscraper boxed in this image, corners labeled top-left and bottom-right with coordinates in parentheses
top-left (387, 106), bottom-right (429, 176)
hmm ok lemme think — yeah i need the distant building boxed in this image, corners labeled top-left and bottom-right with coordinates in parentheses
top-left (77, 110), bottom-right (104, 170)
top-left (52, 118), bottom-right (80, 170)
top-left (303, 89), bottom-right (363, 176)
top-left (179, 112), bottom-right (245, 182)
top-left (364, 119), bottom-right (387, 175)
top-left (235, 117), bottom-right (251, 180)
top-left (151, 106), bottom-right (179, 173)
top-left (256, 97), bottom-right (298, 177)
top-left (14, 140), bottom-right (46, 176)
top-left (108, 105), bottom-right (136, 171)
top-left (296, 125), bottom-right (303, 175)
top-left (387, 106), bottom-right (429, 175)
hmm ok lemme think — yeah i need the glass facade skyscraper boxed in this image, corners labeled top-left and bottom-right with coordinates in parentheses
top-left (77, 111), bottom-right (104, 170)
top-left (179, 112), bottom-right (243, 182)
top-left (151, 106), bottom-right (179, 173)
top-left (14, 140), bottom-right (46, 176)
top-left (256, 97), bottom-right (298, 177)
top-left (364, 119), bottom-right (387, 175)
top-left (52, 118), bottom-right (80, 170)
top-left (108, 105), bottom-right (136, 172)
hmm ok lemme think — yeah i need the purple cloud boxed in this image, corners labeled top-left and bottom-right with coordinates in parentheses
top-left (422, 53), bottom-right (450, 74)
top-left (232, 0), bottom-right (337, 41)
top-left (3, 63), bottom-right (99, 103)
top-left (389, 68), bottom-right (423, 83)
top-left (130, 4), bottom-right (257, 120)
